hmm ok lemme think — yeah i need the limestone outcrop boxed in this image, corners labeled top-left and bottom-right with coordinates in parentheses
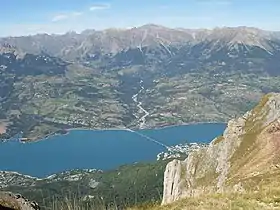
top-left (0, 192), bottom-right (40, 210)
top-left (162, 93), bottom-right (280, 205)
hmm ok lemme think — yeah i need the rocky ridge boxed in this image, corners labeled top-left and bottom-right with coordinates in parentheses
top-left (162, 93), bottom-right (280, 204)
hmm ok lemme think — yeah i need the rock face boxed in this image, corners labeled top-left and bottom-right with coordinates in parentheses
top-left (0, 192), bottom-right (40, 210)
top-left (162, 93), bottom-right (280, 205)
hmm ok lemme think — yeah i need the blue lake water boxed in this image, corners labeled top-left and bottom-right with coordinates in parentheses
top-left (0, 123), bottom-right (226, 178)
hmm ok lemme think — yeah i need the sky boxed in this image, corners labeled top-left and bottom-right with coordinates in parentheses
top-left (0, 0), bottom-right (280, 37)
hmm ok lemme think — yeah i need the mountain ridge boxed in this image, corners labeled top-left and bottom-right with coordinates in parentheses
top-left (1, 25), bottom-right (280, 61)
top-left (2, 24), bottom-right (279, 38)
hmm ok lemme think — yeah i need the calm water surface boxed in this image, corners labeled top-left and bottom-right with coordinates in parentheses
top-left (0, 123), bottom-right (226, 177)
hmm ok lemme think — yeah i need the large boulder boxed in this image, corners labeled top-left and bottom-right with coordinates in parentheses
top-left (0, 192), bottom-right (40, 210)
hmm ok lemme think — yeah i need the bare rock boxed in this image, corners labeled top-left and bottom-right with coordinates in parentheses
top-left (0, 192), bottom-right (40, 210)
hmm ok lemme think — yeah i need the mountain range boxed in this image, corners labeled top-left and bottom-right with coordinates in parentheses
top-left (0, 25), bottom-right (280, 140)
top-left (1, 25), bottom-right (280, 65)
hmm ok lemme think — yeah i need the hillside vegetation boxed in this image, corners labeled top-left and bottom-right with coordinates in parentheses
top-left (1, 161), bottom-right (168, 210)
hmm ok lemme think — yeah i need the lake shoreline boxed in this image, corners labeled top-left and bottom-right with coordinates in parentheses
top-left (67, 121), bottom-right (227, 132)
top-left (1, 121), bottom-right (227, 144)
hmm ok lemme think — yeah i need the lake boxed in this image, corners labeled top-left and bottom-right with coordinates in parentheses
top-left (0, 123), bottom-right (226, 178)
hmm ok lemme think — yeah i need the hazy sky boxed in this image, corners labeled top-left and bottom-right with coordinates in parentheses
top-left (1, 0), bottom-right (280, 37)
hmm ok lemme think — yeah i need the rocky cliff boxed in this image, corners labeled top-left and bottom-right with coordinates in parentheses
top-left (162, 93), bottom-right (280, 204)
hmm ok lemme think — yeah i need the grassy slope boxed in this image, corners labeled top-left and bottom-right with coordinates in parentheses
top-left (130, 191), bottom-right (280, 210)
top-left (130, 173), bottom-right (280, 210)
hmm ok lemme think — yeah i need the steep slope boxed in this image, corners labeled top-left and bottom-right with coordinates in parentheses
top-left (162, 93), bottom-right (280, 204)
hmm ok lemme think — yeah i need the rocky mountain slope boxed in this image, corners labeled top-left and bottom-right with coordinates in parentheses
top-left (1, 25), bottom-right (280, 140)
top-left (162, 93), bottom-right (280, 205)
